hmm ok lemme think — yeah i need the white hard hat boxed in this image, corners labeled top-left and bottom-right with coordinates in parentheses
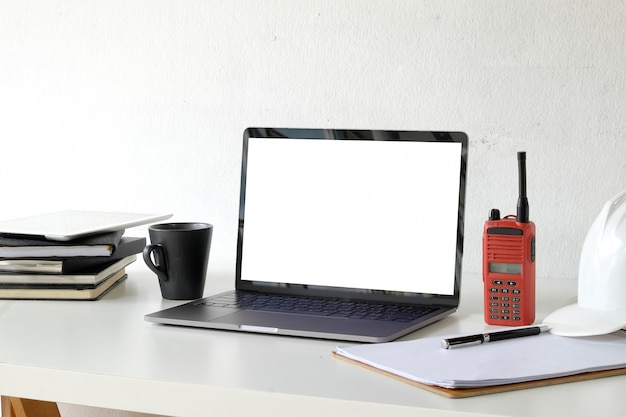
top-left (544, 189), bottom-right (626, 336)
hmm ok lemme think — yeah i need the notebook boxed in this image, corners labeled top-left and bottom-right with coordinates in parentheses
top-left (145, 128), bottom-right (468, 342)
top-left (334, 329), bottom-right (626, 397)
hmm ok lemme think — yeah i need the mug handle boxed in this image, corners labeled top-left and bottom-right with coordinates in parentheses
top-left (142, 244), bottom-right (169, 282)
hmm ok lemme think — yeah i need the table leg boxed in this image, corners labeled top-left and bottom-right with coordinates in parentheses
top-left (1, 397), bottom-right (60, 417)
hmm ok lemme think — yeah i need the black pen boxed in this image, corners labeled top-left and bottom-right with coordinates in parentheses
top-left (441, 325), bottom-right (550, 349)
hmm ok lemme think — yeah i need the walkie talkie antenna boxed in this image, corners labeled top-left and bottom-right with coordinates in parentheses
top-left (517, 151), bottom-right (529, 223)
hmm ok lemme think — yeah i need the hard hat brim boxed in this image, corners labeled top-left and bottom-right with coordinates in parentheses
top-left (544, 303), bottom-right (626, 336)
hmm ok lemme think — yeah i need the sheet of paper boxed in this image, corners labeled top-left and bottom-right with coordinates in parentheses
top-left (336, 331), bottom-right (626, 389)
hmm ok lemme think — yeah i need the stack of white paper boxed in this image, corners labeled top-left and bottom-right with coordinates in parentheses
top-left (336, 331), bottom-right (626, 389)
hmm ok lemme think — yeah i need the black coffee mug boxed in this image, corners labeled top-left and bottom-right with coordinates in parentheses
top-left (142, 222), bottom-right (212, 300)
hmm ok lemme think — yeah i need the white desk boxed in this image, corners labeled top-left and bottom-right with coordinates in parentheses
top-left (0, 263), bottom-right (623, 417)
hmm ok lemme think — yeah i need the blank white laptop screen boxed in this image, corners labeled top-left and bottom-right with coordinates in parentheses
top-left (240, 137), bottom-right (462, 296)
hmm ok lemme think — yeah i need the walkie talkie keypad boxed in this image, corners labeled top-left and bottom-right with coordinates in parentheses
top-left (489, 279), bottom-right (523, 321)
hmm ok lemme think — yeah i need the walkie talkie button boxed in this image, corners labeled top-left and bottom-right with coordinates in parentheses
top-left (490, 315), bottom-right (499, 320)
top-left (501, 288), bottom-right (510, 294)
top-left (512, 289), bottom-right (521, 294)
top-left (490, 295), bottom-right (499, 300)
top-left (507, 281), bottom-right (517, 286)
top-left (501, 296), bottom-right (509, 301)
top-left (513, 317), bottom-right (521, 321)
top-left (493, 280), bottom-right (503, 285)
top-left (513, 297), bottom-right (521, 302)
top-left (490, 288), bottom-right (498, 293)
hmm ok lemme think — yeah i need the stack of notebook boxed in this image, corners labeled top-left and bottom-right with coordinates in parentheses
top-left (0, 230), bottom-right (146, 300)
top-left (0, 210), bottom-right (171, 300)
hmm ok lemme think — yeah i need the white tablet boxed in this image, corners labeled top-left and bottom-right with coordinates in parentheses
top-left (0, 211), bottom-right (173, 241)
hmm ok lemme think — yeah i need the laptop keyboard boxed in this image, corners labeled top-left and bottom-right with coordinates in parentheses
top-left (200, 292), bottom-right (438, 322)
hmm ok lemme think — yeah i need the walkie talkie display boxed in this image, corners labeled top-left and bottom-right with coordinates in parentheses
top-left (483, 152), bottom-right (536, 326)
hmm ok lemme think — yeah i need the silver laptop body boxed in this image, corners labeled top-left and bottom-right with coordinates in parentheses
top-left (146, 128), bottom-right (468, 342)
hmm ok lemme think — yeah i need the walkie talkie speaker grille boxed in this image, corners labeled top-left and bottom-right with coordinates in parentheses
top-left (544, 189), bottom-right (626, 336)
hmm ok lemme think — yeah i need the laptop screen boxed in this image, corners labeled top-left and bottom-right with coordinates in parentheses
top-left (236, 128), bottom-right (467, 305)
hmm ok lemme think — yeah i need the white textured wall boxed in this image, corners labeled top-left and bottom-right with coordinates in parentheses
top-left (1, 1), bottom-right (625, 415)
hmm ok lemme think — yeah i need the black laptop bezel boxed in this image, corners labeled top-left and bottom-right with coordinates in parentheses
top-left (235, 128), bottom-right (468, 308)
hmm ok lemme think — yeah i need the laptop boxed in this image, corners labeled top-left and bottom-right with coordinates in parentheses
top-left (145, 128), bottom-right (468, 342)
top-left (0, 211), bottom-right (172, 241)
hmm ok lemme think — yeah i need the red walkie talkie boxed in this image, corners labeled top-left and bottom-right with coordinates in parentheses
top-left (483, 152), bottom-right (536, 326)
